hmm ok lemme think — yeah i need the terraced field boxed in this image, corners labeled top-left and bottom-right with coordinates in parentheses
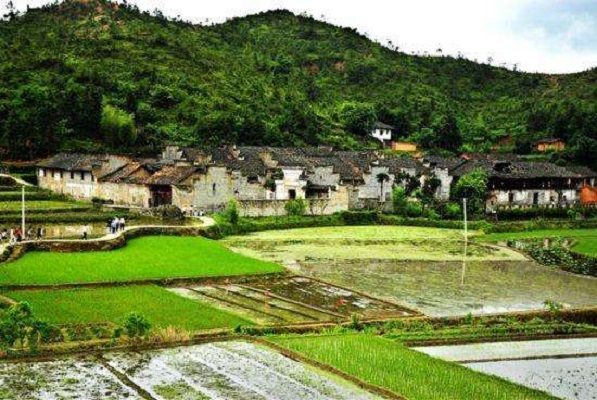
top-left (0, 236), bottom-right (283, 285)
top-left (0, 342), bottom-right (382, 400)
top-left (4, 285), bottom-right (252, 330)
top-left (225, 226), bottom-right (597, 316)
top-left (170, 276), bottom-right (413, 326)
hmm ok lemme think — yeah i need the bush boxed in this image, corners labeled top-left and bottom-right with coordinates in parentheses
top-left (425, 209), bottom-right (440, 221)
top-left (405, 202), bottom-right (423, 217)
top-left (496, 207), bottom-right (597, 221)
top-left (225, 199), bottom-right (240, 225)
top-left (444, 202), bottom-right (462, 219)
top-left (123, 313), bottom-right (151, 338)
top-left (391, 186), bottom-right (408, 215)
top-left (284, 199), bottom-right (307, 216)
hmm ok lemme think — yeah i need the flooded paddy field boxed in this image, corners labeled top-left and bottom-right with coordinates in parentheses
top-left (169, 276), bottom-right (414, 326)
top-left (414, 338), bottom-right (597, 362)
top-left (294, 259), bottom-right (597, 316)
top-left (225, 227), bottom-right (597, 317)
top-left (468, 357), bottom-right (596, 400)
top-left (414, 339), bottom-right (597, 400)
top-left (0, 342), bottom-right (381, 400)
top-left (0, 358), bottom-right (141, 399)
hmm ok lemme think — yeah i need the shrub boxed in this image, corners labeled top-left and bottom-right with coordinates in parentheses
top-left (496, 207), bottom-right (597, 221)
top-left (444, 202), bottom-right (462, 219)
top-left (284, 199), bottom-right (307, 216)
top-left (391, 186), bottom-right (408, 215)
top-left (426, 209), bottom-right (440, 221)
top-left (225, 199), bottom-right (240, 225)
top-left (123, 313), bottom-right (151, 338)
top-left (405, 202), bottom-right (423, 217)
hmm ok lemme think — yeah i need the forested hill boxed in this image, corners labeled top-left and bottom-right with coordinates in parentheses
top-left (0, 0), bottom-right (595, 166)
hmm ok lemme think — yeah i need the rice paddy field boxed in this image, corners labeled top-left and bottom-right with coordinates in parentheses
top-left (0, 342), bottom-right (382, 400)
top-left (271, 334), bottom-right (555, 400)
top-left (0, 236), bottom-right (283, 285)
top-left (414, 339), bottom-right (597, 400)
top-left (4, 285), bottom-right (252, 330)
top-left (225, 227), bottom-right (597, 316)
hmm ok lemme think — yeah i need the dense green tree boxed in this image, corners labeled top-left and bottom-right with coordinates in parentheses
top-left (0, 0), bottom-right (593, 165)
top-left (100, 104), bottom-right (137, 146)
top-left (451, 169), bottom-right (489, 215)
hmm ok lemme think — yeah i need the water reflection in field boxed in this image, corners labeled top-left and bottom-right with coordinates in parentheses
top-left (293, 259), bottom-right (597, 316)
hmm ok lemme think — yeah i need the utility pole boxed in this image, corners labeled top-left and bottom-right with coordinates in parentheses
top-left (21, 184), bottom-right (25, 235)
top-left (461, 198), bottom-right (468, 285)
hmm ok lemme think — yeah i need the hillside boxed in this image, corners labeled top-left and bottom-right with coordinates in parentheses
top-left (0, 0), bottom-right (595, 167)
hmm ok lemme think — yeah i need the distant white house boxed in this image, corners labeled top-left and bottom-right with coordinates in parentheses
top-left (370, 122), bottom-right (395, 145)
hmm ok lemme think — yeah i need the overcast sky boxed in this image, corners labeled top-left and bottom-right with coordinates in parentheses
top-left (8, 0), bottom-right (597, 73)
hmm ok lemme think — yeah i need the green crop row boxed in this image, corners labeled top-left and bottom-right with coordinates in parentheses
top-left (271, 334), bottom-right (554, 400)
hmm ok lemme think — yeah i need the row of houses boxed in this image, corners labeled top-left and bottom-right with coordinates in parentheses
top-left (37, 146), bottom-right (597, 216)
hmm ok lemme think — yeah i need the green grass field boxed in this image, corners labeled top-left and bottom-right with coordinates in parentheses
top-left (224, 225), bottom-right (523, 264)
top-left (571, 238), bottom-right (597, 256)
top-left (0, 200), bottom-right (90, 211)
top-left (4, 285), bottom-right (252, 330)
top-left (271, 334), bottom-right (554, 400)
top-left (479, 228), bottom-right (597, 242)
top-left (231, 225), bottom-right (471, 241)
top-left (0, 236), bottom-right (283, 285)
top-left (479, 229), bottom-right (597, 256)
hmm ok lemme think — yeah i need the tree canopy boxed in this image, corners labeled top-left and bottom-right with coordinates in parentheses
top-left (0, 0), bottom-right (594, 166)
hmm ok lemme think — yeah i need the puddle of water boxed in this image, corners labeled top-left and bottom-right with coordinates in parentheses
top-left (467, 357), bottom-right (597, 400)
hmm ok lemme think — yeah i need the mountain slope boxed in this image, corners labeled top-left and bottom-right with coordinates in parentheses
top-left (0, 0), bottom-right (595, 165)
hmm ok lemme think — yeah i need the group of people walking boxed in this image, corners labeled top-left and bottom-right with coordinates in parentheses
top-left (0, 226), bottom-right (44, 245)
top-left (107, 217), bottom-right (126, 235)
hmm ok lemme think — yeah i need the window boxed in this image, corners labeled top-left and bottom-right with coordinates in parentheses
top-left (288, 189), bottom-right (296, 199)
top-left (508, 192), bottom-right (514, 203)
top-left (80, 172), bottom-right (85, 181)
top-left (70, 171), bottom-right (75, 180)
top-left (212, 183), bottom-right (216, 194)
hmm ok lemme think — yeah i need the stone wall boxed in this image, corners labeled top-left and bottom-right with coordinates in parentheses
top-left (275, 167), bottom-right (307, 200)
top-left (490, 188), bottom-right (580, 206)
top-left (359, 166), bottom-right (394, 202)
top-left (192, 166), bottom-right (234, 212)
top-left (100, 182), bottom-right (150, 207)
top-left (38, 169), bottom-right (98, 199)
top-left (432, 167), bottom-right (453, 201)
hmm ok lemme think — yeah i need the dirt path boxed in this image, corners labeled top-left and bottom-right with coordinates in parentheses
top-left (0, 216), bottom-right (216, 261)
top-left (0, 173), bottom-right (34, 187)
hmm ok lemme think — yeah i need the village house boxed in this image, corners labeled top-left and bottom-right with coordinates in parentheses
top-left (391, 141), bottom-right (418, 153)
top-left (535, 138), bottom-right (566, 152)
top-left (370, 122), bottom-right (395, 147)
top-left (37, 147), bottom-right (596, 216)
top-left (449, 155), bottom-right (595, 209)
top-left (37, 153), bottom-right (131, 200)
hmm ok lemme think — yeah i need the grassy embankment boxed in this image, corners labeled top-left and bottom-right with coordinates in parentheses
top-left (271, 334), bottom-right (556, 400)
top-left (479, 228), bottom-right (597, 256)
top-left (0, 236), bottom-right (283, 285)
